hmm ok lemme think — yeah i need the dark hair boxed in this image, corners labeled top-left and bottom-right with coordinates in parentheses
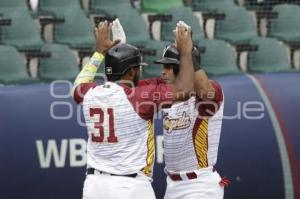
top-left (172, 64), bottom-right (180, 76)
top-left (106, 74), bottom-right (122, 82)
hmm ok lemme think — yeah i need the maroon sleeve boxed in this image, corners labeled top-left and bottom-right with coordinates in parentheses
top-left (197, 80), bottom-right (223, 117)
top-left (138, 78), bottom-right (165, 86)
top-left (73, 83), bottom-right (97, 104)
top-left (123, 83), bottom-right (173, 120)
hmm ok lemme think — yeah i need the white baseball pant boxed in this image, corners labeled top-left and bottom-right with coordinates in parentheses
top-left (164, 167), bottom-right (224, 199)
top-left (82, 171), bottom-right (156, 199)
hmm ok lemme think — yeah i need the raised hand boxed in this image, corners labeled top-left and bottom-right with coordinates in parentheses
top-left (174, 21), bottom-right (193, 55)
top-left (95, 21), bottom-right (120, 55)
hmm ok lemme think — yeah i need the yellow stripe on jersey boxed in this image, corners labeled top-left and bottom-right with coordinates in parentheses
top-left (142, 120), bottom-right (155, 176)
top-left (194, 119), bottom-right (209, 168)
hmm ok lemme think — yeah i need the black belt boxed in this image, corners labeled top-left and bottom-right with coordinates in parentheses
top-left (86, 168), bottom-right (138, 178)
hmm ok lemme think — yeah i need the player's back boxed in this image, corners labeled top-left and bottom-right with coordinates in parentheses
top-left (82, 82), bottom-right (154, 175)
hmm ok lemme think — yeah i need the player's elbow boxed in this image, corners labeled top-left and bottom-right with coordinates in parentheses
top-left (199, 87), bottom-right (215, 101)
top-left (173, 83), bottom-right (195, 101)
top-left (72, 85), bottom-right (84, 104)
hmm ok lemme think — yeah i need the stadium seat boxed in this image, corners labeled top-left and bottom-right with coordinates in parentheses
top-left (0, 0), bottom-right (28, 12)
top-left (88, 0), bottom-right (151, 46)
top-left (52, 7), bottom-right (95, 49)
top-left (38, 0), bottom-right (82, 14)
top-left (247, 37), bottom-right (292, 73)
top-left (115, 10), bottom-right (150, 46)
top-left (0, 45), bottom-right (33, 84)
top-left (192, 0), bottom-right (236, 12)
top-left (142, 41), bottom-right (171, 79)
top-left (141, 0), bottom-right (184, 13)
top-left (89, 0), bottom-right (133, 13)
top-left (243, 0), bottom-right (265, 11)
top-left (161, 7), bottom-right (205, 42)
top-left (214, 6), bottom-right (258, 45)
top-left (37, 0), bottom-right (95, 49)
top-left (244, 0), bottom-right (293, 11)
top-left (198, 39), bottom-right (240, 76)
top-left (38, 44), bottom-right (80, 81)
top-left (92, 6), bottom-right (151, 46)
top-left (268, 4), bottom-right (300, 43)
top-left (0, 9), bottom-right (44, 50)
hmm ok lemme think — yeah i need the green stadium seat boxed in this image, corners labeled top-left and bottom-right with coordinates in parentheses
top-left (37, 0), bottom-right (95, 49)
top-left (0, 45), bottom-right (33, 84)
top-left (243, 0), bottom-right (264, 11)
top-left (244, 0), bottom-right (284, 11)
top-left (198, 39), bottom-right (240, 76)
top-left (247, 37), bottom-right (292, 73)
top-left (52, 7), bottom-right (95, 49)
top-left (92, 7), bottom-right (151, 46)
top-left (214, 6), bottom-right (258, 45)
top-left (0, 9), bottom-right (44, 50)
top-left (161, 7), bottom-right (204, 42)
top-left (88, 0), bottom-right (152, 46)
top-left (141, 0), bottom-right (184, 13)
top-left (116, 11), bottom-right (150, 46)
top-left (89, 0), bottom-right (133, 13)
top-left (192, 0), bottom-right (235, 12)
top-left (268, 4), bottom-right (300, 43)
top-left (38, 0), bottom-right (82, 15)
top-left (0, 0), bottom-right (28, 12)
top-left (142, 41), bottom-right (171, 79)
top-left (38, 44), bottom-right (80, 81)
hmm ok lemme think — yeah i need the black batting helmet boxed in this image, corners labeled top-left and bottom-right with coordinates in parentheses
top-left (154, 44), bottom-right (201, 75)
top-left (105, 43), bottom-right (147, 76)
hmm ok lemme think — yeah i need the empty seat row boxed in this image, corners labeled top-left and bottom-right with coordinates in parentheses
top-left (0, 0), bottom-right (299, 85)
top-left (0, 35), bottom-right (294, 84)
top-left (0, 44), bottom-right (79, 84)
top-left (142, 37), bottom-right (294, 79)
top-left (1, 1), bottom-right (300, 53)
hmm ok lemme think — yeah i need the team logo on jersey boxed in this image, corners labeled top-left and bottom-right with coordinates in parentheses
top-left (163, 112), bottom-right (191, 133)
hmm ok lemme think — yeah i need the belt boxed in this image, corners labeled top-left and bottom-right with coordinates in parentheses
top-left (168, 167), bottom-right (216, 181)
top-left (86, 168), bottom-right (138, 178)
top-left (168, 171), bottom-right (198, 181)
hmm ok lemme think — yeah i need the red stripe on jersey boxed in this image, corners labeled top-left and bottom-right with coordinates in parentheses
top-left (121, 80), bottom-right (173, 120)
top-left (73, 83), bottom-right (97, 104)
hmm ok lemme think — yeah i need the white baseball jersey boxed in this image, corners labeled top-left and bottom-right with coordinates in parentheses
top-left (73, 78), bottom-right (173, 176)
top-left (163, 81), bottom-right (224, 172)
top-left (82, 82), bottom-right (155, 175)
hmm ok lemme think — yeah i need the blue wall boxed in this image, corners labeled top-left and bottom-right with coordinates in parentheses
top-left (0, 73), bottom-right (299, 199)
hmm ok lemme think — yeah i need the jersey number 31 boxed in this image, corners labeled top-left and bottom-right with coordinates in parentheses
top-left (89, 108), bottom-right (118, 143)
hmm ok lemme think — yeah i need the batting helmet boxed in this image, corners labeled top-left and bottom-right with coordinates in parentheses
top-left (154, 44), bottom-right (201, 74)
top-left (105, 43), bottom-right (147, 75)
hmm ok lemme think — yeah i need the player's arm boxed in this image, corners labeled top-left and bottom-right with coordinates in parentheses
top-left (71, 21), bottom-right (119, 103)
top-left (194, 70), bottom-right (223, 116)
top-left (171, 23), bottom-right (195, 101)
top-left (194, 70), bottom-right (215, 101)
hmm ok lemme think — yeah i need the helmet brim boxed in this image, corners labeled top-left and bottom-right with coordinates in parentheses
top-left (154, 58), bottom-right (180, 65)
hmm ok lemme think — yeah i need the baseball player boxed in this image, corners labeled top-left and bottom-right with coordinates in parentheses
top-left (154, 24), bottom-right (228, 198)
top-left (71, 20), bottom-right (195, 199)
